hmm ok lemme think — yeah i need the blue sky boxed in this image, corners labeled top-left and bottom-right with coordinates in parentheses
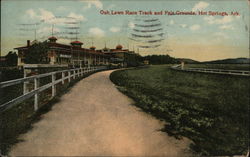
top-left (1, 0), bottom-right (249, 61)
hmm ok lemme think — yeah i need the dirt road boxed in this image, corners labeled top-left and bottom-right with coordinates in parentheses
top-left (10, 70), bottom-right (191, 156)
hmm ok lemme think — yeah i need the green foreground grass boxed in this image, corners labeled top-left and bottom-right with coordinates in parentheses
top-left (186, 64), bottom-right (250, 71)
top-left (110, 65), bottom-right (249, 156)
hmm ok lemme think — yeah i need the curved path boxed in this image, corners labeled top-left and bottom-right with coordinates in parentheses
top-left (10, 70), bottom-right (191, 156)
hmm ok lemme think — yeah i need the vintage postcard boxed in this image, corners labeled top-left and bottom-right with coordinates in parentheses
top-left (0, 0), bottom-right (249, 156)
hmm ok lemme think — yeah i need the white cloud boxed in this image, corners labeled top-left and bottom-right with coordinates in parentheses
top-left (192, 1), bottom-right (209, 11)
top-left (68, 12), bottom-right (86, 21)
top-left (82, 0), bottom-right (103, 9)
top-left (203, 16), bottom-right (215, 24)
top-left (26, 9), bottom-right (38, 19)
top-left (180, 24), bottom-right (187, 28)
top-left (24, 8), bottom-right (55, 23)
top-left (219, 25), bottom-right (234, 30)
top-left (89, 27), bottom-right (105, 37)
top-left (216, 16), bottom-right (233, 24)
top-left (24, 8), bottom-right (86, 25)
top-left (204, 16), bottom-right (233, 25)
top-left (39, 8), bottom-right (55, 22)
top-left (190, 24), bottom-right (201, 31)
top-left (170, 20), bottom-right (175, 25)
top-left (213, 32), bottom-right (229, 39)
top-left (109, 27), bottom-right (120, 33)
top-left (128, 22), bottom-right (135, 28)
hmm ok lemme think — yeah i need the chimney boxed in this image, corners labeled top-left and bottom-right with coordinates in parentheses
top-left (27, 40), bottom-right (30, 47)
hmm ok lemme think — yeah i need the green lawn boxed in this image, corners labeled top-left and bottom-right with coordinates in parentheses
top-left (110, 65), bottom-right (250, 156)
top-left (185, 64), bottom-right (250, 71)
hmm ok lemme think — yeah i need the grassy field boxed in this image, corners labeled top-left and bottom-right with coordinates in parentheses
top-left (185, 64), bottom-right (250, 71)
top-left (110, 65), bottom-right (250, 156)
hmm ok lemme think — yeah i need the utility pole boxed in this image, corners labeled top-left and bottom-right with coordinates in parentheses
top-left (34, 29), bottom-right (37, 41)
top-left (34, 23), bottom-right (38, 40)
top-left (51, 24), bottom-right (55, 37)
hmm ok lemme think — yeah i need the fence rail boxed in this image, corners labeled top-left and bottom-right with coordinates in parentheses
top-left (171, 65), bottom-right (250, 76)
top-left (0, 66), bottom-right (107, 113)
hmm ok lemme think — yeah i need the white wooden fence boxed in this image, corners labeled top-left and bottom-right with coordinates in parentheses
top-left (171, 65), bottom-right (250, 76)
top-left (0, 66), bottom-right (107, 113)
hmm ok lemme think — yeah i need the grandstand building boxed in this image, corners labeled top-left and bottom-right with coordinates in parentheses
top-left (15, 37), bottom-right (140, 67)
top-left (15, 37), bottom-right (110, 67)
top-left (101, 44), bottom-right (140, 67)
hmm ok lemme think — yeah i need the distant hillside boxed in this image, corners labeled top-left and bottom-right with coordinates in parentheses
top-left (203, 58), bottom-right (250, 64)
top-left (176, 58), bottom-right (200, 64)
top-left (143, 55), bottom-right (178, 64)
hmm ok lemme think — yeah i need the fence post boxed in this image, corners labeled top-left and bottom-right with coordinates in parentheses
top-left (73, 70), bottom-right (76, 79)
top-left (23, 69), bottom-right (28, 94)
top-left (68, 71), bottom-right (71, 82)
top-left (62, 72), bottom-right (65, 84)
top-left (78, 69), bottom-right (80, 77)
top-left (181, 62), bottom-right (184, 70)
top-left (52, 73), bottom-right (56, 97)
top-left (34, 77), bottom-right (39, 111)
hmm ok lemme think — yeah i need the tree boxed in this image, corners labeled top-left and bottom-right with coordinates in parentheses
top-left (24, 41), bottom-right (49, 64)
top-left (5, 51), bottom-right (18, 66)
top-left (143, 54), bottom-right (178, 64)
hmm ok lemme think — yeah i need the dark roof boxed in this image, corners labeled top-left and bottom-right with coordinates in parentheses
top-left (116, 44), bottom-right (123, 49)
top-left (110, 49), bottom-right (129, 53)
top-left (14, 46), bottom-right (28, 50)
top-left (48, 42), bottom-right (105, 55)
top-left (71, 41), bottom-right (83, 45)
top-left (48, 42), bottom-right (71, 49)
top-left (14, 40), bottom-right (109, 56)
top-left (48, 36), bottom-right (57, 40)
